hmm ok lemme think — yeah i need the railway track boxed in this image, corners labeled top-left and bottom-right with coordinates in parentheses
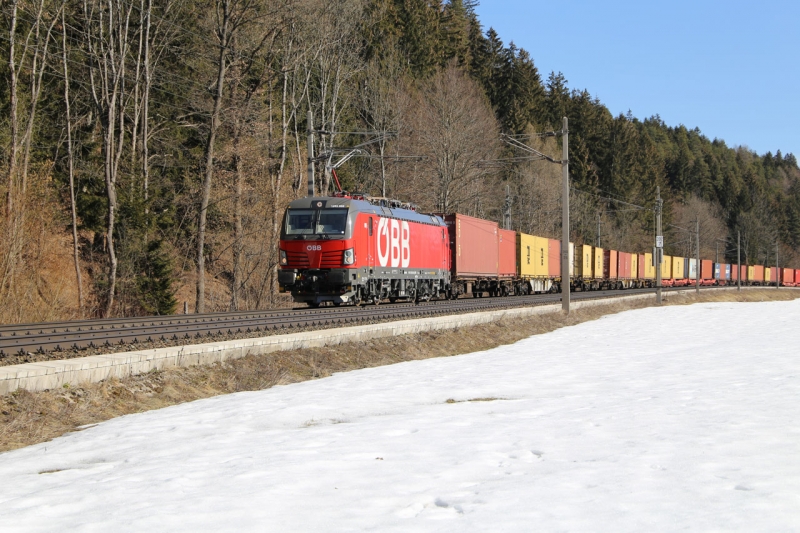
top-left (0, 287), bottom-right (711, 359)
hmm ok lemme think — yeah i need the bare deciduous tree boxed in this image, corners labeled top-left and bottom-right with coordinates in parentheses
top-left (195, 0), bottom-right (277, 313)
top-left (2, 0), bottom-right (64, 300)
top-left (401, 64), bottom-right (502, 214)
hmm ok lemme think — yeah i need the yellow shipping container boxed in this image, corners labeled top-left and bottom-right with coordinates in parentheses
top-left (572, 244), bottom-right (590, 277)
top-left (644, 253), bottom-right (655, 279)
top-left (517, 233), bottom-right (549, 278)
top-left (747, 265), bottom-right (755, 281)
top-left (672, 256), bottom-right (685, 279)
top-left (765, 268), bottom-right (771, 283)
top-left (631, 253), bottom-right (639, 279)
top-left (593, 247), bottom-right (604, 279)
top-left (661, 255), bottom-right (672, 279)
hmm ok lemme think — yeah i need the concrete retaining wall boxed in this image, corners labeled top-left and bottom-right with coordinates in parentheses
top-left (0, 290), bottom-right (731, 395)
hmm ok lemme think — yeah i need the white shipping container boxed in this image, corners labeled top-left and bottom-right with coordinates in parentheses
top-left (685, 258), bottom-right (698, 279)
top-left (569, 242), bottom-right (575, 277)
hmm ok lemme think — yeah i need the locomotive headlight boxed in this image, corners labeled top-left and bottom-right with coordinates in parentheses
top-left (280, 250), bottom-right (288, 266)
top-left (343, 248), bottom-right (355, 265)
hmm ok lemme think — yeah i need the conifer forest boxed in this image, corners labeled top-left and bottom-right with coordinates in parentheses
top-left (2, 0), bottom-right (799, 322)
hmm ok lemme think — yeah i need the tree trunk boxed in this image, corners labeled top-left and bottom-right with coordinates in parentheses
top-left (5, 0), bottom-right (19, 220)
top-left (231, 147), bottom-right (243, 311)
top-left (62, 11), bottom-right (84, 316)
top-left (195, 0), bottom-right (231, 314)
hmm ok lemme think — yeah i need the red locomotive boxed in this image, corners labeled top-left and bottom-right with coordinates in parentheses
top-left (278, 195), bottom-right (451, 306)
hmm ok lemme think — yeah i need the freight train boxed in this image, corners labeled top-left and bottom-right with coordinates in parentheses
top-left (278, 194), bottom-right (796, 307)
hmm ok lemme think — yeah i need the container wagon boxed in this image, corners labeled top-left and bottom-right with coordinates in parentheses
top-left (672, 256), bottom-right (687, 287)
top-left (518, 233), bottom-right (553, 293)
top-left (445, 213), bottom-right (499, 297)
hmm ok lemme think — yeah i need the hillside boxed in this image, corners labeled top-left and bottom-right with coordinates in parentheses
top-left (2, 0), bottom-right (799, 321)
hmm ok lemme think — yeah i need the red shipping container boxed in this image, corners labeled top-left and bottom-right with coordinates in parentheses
top-left (445, 213), bottom-right (498, 278)
top-left (638, 254), bottom-right (645, 279)
top-left (701, 259), bottom-right (713, 280)
top-left (498, 229), bottom-right (516, 278)
top-left (617, 252), bottom-right (628, 279)
top-left (770, 267), bottom-right (778, 284)
top-left (604, 250), bottom-right (618, 279)
top-left (548, 239), bottom-right (561, 277)
top-left (754, 265), bottom-right (764, 282)
top-left (782, 268), bottom-right (795, 285)
top-left (740, 265), bottom-right (747, 281)
top-left (731, 265), bottom-right (738, 281)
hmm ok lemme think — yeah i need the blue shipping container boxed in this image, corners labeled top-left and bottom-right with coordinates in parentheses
top-left (724, 264), bottom-right (731, 280)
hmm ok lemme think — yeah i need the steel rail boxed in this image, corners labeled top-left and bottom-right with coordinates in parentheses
top-left (0, 287), bottom-right (717, 357)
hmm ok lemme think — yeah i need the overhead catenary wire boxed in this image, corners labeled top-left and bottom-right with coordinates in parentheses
top-left (571, 186), bottom-right (648, 211)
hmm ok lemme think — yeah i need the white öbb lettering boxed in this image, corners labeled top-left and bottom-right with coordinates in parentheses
top-left (306, 245), bottom-right (322, 251)
top-left (377, 218), bottom-right (410, 268)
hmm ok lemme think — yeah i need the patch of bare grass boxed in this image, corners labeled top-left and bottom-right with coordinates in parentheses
top-left (2, 288), bottom-right (798, 454)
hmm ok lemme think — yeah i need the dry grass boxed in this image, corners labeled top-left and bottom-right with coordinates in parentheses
top-left (1, 288), bottom-right (797, 453)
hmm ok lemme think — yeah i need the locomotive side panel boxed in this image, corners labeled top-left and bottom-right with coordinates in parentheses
top-left (359, 213), bottom-right (449, 272)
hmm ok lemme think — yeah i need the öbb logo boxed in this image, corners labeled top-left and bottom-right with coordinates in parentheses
top-left (306, 244), bottom-right (322, 251)
top-left (377, 218), bottom-right (410, 267)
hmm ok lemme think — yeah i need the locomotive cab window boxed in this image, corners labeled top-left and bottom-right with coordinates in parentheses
top-left (285, 209), bottom-right (315, 235)
top-left (317, 209), bottom-right (348, 234)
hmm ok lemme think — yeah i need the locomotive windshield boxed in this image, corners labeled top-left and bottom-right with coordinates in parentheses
top-left (317, 209), bottom-right (348, 234)
top-left (285, 209), bottom-right (315, 234)
top-left (284, 208), bottom-right (349, 236)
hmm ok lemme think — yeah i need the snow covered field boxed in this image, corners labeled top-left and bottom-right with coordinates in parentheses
top-left (1, 300), bottom-right (800, 532)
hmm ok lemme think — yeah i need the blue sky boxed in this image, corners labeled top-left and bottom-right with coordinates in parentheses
top-left (473, 1), bottom-right (799, 158)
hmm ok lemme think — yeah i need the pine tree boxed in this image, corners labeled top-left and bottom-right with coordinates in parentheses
top-left (137, 240), bottom-right (177, 316)
top-left (397, 0), bottom-right (443, 77)
top-left (440, 0), bottom-right (472, 66)
top-left (544, 71), bottom-right (570, 130)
